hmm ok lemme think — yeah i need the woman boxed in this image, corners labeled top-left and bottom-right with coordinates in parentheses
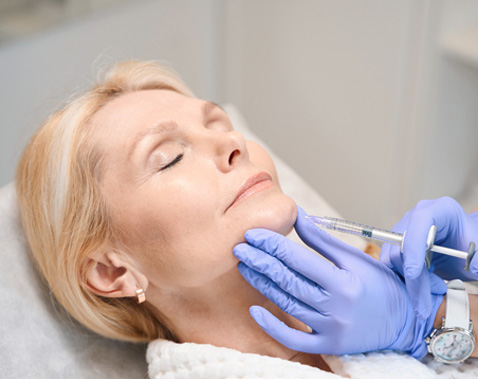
top-left (16, 60), bottom-right (333, 371)
top-left (14, 60), bottom-right (453, 376)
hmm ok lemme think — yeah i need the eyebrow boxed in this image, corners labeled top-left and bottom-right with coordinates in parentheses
top-left (128, 120), bottom-right (178, 160)
top-left (128, 101), bottom-right (222, 160)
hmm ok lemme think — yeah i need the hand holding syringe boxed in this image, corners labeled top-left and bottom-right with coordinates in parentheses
top-left (233, 206), bottom-right (449, 358)
top-left (306, 215), bottom-right (477, 271)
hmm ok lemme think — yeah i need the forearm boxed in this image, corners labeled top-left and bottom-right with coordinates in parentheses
top-left (433, 293), bottom-right (478, 358)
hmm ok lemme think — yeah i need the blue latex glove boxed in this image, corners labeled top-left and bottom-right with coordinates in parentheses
top-left (233, 206), bottom-right (446, 358)
top-left (380, 197), bottom-right (478, 320)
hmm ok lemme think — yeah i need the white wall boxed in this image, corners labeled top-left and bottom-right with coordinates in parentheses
top-left (222, 0), bottom-right (478, 227)
top-left (425, 0), bottom-right (478, 212)
top-left (2, 0), bottom-right (477, 227)
top-left (0, 0), bottom-right (222, 187)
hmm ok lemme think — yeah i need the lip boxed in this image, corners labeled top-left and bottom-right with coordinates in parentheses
top-left (227, 172), bottom-right (274, 211)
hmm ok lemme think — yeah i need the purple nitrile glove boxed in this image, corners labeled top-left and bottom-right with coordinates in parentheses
top-left (233, 206), bottom-right (446, 358)
top-left (380, 197), bottom-right (478, 320)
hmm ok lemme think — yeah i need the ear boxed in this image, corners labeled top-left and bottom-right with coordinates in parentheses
top-left (84, 251), bottom-right (148, 299)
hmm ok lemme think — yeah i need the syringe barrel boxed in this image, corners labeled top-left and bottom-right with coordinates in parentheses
top-left (371, 229), bottom-right (403, 245)
top-left (323, 217), bottom-right (403, 246)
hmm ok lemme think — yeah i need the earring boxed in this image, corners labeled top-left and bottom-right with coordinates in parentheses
top-left (136, 288), bottom-right (146, 304)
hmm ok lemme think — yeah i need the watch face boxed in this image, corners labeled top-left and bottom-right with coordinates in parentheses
top-left (432, 330), bottom-right (475, 363)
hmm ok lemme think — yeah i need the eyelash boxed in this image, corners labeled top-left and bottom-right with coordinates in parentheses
top-left (160, 154), bottom-right (184, 171)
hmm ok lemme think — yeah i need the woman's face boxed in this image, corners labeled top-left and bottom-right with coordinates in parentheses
top-left (91, 90), bottom-right (296, 289)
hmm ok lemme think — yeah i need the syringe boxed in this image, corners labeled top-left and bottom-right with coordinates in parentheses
top-left (306, 215), bottom-right (476, 271)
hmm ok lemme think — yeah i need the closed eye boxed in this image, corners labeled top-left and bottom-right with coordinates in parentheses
top-left (160, 154), bottom-right (184, 171)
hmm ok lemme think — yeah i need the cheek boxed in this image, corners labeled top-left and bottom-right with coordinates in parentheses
top-left (141, 222), bottom-right (237, 289)
top-left (130, 178), bottom-right (232, 287)
top-left (146, 179), bottom-right (221, 255)
top-left (162, 179), bottom-right (216, 221)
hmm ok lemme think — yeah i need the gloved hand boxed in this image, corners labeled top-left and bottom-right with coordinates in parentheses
top-left (233, 206), bottom-right (446, 358)
top-left (380, 197), bottom-right (478, 320)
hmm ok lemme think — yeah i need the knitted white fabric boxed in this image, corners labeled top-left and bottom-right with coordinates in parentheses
top-left (148, 339), bottom-right (338, 379)
top-left (147, 340), bottom-right (441, 379)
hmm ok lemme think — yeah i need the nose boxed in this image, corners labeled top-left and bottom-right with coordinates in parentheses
top-left (214, 130), bottom-right (249, 173)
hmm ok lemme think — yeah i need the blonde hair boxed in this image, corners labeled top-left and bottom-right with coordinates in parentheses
top-left (15, 61), bottom-right (194, 342)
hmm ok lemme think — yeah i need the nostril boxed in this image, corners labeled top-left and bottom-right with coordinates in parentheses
top-left (229, 149), bottom-right (240, 165)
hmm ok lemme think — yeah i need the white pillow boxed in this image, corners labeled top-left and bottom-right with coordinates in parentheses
top-left (0, 182), bottom-right (148, 378)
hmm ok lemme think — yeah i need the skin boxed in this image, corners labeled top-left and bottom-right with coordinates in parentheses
top-left (84, 89), bottom-right (330, 370)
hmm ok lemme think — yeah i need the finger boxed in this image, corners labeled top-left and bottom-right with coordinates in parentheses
top-left (381, 215), bottom-right (411, 275)
top-left (405, 266), bottom-right (432, 320)
top-left (379, 215), bottom-right (413, 278)
top-left (390, 211), bottom-right (412, 234)
top-left (294, 206), bottom-right (375, 270)
top-left (237, 263), bottom-right (328, 326)
top-left (466, 213), bottom-right (478, 277)
top-left (471, 253), bottom-right (478, 277)
top-left (427, 271), bottom-right (447, 295)
top-left (382, 208), bottom-right (432, 318)
top-left (379, 243), bottom-right (405, 277)
top-left (249, 306), bottom-right (328, 354)
top-left (239, 230), bottom-right (345, 290)
top-left (401, 207), bottom-right (434, 280)
top-left (423, 197), bottom-right (464, 244)
top-left (234, 244), bottom-right (331, 308)
top-left (432, 253), bottom-right (477, 281)
top-left (401, 198), bottom-right (464, 279)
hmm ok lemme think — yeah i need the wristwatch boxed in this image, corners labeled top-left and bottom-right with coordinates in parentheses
top-left (426, 279), bottom-right (476, 364)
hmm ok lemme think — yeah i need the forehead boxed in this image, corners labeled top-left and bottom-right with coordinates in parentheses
top-left (90, 89), bottom-right (195, 147)
top-left (92, 89), bottom-right (194, 130)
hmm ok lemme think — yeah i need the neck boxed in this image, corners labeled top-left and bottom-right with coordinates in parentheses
top-left (147, 267), bottom-right (331, 371)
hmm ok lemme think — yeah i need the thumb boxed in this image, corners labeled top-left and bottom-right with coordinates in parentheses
top-left (249, 306), bottom-right (322, 354)
top-left (295, 206), bottom-right (372, 270)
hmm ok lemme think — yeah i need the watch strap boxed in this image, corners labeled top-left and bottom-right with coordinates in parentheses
top-left (444, 279), bottom-right (470, 330)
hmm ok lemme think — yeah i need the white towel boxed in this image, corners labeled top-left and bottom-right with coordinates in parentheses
top-left (147, 339), bottom-right (441, 378)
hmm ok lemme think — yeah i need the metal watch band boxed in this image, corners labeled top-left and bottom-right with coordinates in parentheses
top-left (445, 279), bottom-right (470, 330)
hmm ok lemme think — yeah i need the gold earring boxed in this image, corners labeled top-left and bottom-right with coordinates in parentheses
top-left (136, 288), bottom-right (146, 304)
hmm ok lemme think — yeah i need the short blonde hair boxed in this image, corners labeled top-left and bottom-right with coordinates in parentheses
top-left (16, 61), bottom-right (194, 342)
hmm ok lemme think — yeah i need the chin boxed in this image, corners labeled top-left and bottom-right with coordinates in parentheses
top-left (251, 194), bottom-right (297, 236)
top-left (270, 197), bottom-right (297, 235)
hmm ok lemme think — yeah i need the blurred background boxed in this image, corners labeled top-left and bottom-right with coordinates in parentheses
top-left (1, 0), bottom-right (477, 228)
